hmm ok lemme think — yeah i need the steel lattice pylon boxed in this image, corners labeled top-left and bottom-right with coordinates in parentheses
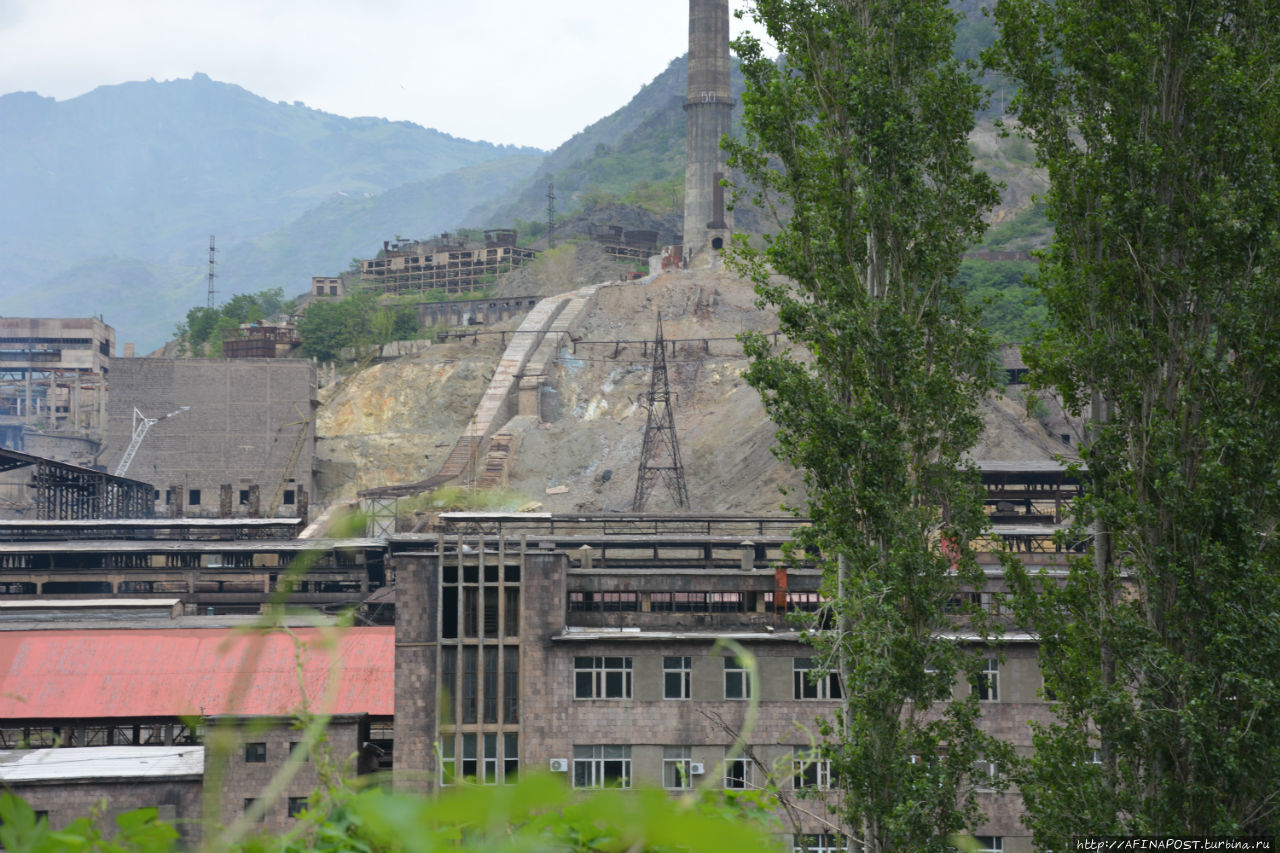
top-left (632, 313), bottom-right (691, 511)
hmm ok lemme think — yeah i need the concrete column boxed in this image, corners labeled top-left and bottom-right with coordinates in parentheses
top-left (740, 540), bottom-right (755, 572)
top-left (394, 554), bottom-right (439, 793)
top-left (683, 0), bottom-right (734, 258)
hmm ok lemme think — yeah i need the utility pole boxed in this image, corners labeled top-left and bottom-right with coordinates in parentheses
top-left (546, 176), bottom-right (556, 249)
top-left (632, 313), bottom-right (690, 511)
top-left (206, 235), bottom-right (217, 308)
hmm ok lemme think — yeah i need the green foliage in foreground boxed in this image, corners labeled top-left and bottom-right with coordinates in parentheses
top-left (728, 0), bottom-right (1012, 850)
top-left (0, 775), bottom-right (781, 853)
top-left (989, 0), bottom-right (1280, 844)
top-left (297, 292), bottom-right (419, 363)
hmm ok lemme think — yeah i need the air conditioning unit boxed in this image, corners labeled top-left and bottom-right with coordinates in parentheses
top-left (549, 758), bottom-right (569, 772)
top-left (690, 762), bottom-right (705, 775)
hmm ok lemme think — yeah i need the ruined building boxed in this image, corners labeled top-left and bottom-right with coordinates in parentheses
top-left (682, 0), bottom-right (734, 260)
top-left (359, 230), bottom-right (537, 298)
top-left (0, 318), bottom-right (113, 465)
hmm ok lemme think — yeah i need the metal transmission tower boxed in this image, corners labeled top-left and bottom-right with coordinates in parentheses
top-left (546, 176), bottom-right (556, 249)
top-left (206, 235), bottom-right (217, 308)
top-left (632, 314), bottom-right (691, 511)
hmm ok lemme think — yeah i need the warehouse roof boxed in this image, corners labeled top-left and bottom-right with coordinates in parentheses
top-left (0, 627), bottom-right (392, 719)
top-left (0, 746), bottom-right (203, 782)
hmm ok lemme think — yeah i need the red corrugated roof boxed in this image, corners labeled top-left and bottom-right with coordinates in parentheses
top-left (0, 627), bottom-right (393, 719)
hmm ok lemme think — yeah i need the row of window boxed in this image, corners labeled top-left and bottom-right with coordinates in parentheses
top-left (567, 745), bottom-right (833, 792)
top-left (576, 656), bottom-right (846, 702)
top-left (243, 796), bottom-right (309, 819)
top-left (440, 732), bottom-right (520, 785)
top-left (568, 591), bottom-right (825, 613)
top-left (575, 656), bottom-right (1001, 702)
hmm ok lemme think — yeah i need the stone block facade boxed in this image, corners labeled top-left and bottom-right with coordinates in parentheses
top-left (103, 358), bottom-right (316, 517)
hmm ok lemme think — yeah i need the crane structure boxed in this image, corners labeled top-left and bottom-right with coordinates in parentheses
top-left (114, 406), bottom-right (189, 478)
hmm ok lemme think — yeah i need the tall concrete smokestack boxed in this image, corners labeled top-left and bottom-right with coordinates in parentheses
top-left (683, 0), bottom-right (734, 261)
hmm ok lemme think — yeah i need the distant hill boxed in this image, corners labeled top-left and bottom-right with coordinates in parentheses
top-left (0, 73), bottom-right (540, 348)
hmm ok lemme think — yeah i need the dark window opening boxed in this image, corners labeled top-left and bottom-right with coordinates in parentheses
top-left (188, 489), bottom-right (201, 506)
top-left (283, 489), bottom-right (295, 505)
top-left (245, 742), bottom-right (266, 762)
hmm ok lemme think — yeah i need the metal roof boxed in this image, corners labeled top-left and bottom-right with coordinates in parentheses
top-left (0, 627), bottom-right (392, 719)
top-left (0, 746), bottom-right (204, 782)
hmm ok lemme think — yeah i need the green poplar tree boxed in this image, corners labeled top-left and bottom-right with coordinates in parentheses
top-left (989, 0), bottom-right (1280, 843)
top-left (727, 2), bottom-right (1011, 850)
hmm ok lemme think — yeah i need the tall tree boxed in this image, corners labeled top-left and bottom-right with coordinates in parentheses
top-left (727, 2), bottom-right (1009, 850)
top-left (989, 0), bottom-right (1280, 843)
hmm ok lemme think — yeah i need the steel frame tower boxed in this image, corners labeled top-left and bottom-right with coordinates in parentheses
top-left (633, 314), bottom-right (691, 511)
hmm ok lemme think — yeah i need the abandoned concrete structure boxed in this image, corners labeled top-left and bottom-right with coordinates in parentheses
top-left (683, 0), bottom-right (734, 259)
top-left (359, 231), bottom-right (537, 298)
top-left (0, 419), bottom-right (1075, 853)
top-left (0, 448), bottom-right (154, 520)
top-left (0, 318), bottom-right (114, 465)
top-left (103, 358), bottom-right (316, 519)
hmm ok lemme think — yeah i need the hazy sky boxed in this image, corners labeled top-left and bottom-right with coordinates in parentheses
top-left (0, 0), bottom-right (770, 151)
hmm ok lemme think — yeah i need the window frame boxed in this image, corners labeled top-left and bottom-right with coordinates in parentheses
top-left (574, 656), bottom-right (633, 700)
top-left (724, 656), bottom-right (752, 700)
top-left (662, 746), bottom-right (693, 790)
top-left (724, 755), bottom-right (752, 790)
top-left (975, 657), bottom-right (999, 702)
top-left (664, 656), bottom-right (692, 700)
top-left (572, 744), bottom-right (632, 789)
top-left (792, 748), bottom-right (833, 790)
top-left (244, 742), bottom-right (266, 763)
top-left (793, 657), bottom-right (843, 700)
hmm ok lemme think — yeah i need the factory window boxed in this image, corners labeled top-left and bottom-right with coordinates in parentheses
top-left (289, 741), bottom-right (309, 761)
top-left (239, 489), bottom-right (249, 505)
top-left (460, 733), bottom-right (478, 780)
top-left (793, 834), bottom-right (847, 853)
top-left (974, 837), bottom-right (1004, 853)
top-left (245, 742), bottom-right (266, 763)
top-left (573, 745), bottom-right (631, 789)
top-left (574, 656), bottom-right (632, 699)
top-left (283, 489), bottom-right (295, 505)
top-left (664, 656), bottom-right (691, 700)
top-left (568, 591), bottom-right (639, 612)
top-left (505, 587), bottom-right (519, 636)
top-left (243, 798), bottom-right (262, 821)
top-left (462, 647), bottom-right (478, 723)
top-left (792, 748), bottom-right (832, 790)
top-left (794, 658), bottom-right (842, 700)
top-left (974, 658), bottom-right (999, 702)
top-left (329, 286), bottom-right (338, 295)
top-left (724, 656), bottom-right (752, 700)
top-left (440, 735), bottom-right (455, 785)
top-left (662, 746), bottom-right (693, 790)
top-left (504, 733), bottom-right (519, 783)
top-left (503, 647), bottom-right (519, 723)
top-left (483, 733), bottom-right (499, 784)
top-left (483, 647), bottom-right (499, 723)
top-left (974, 756), bottom-right (1000, 790)
top-left (288, 797), bottom-right (307, 818)
top-left (188, 489), bottom-right (201, 506)
top-left (725, 755), bottom-right (752, 790)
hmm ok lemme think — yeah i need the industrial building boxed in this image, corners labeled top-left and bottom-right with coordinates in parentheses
top-left (0, 472), bottom-right (1078, 851)
top-left (102, 358), bottom-right (317, 520)
top-left (358, 231), bottom-right (537, 298)
top-left (0, 317), bottom-right (114, 466)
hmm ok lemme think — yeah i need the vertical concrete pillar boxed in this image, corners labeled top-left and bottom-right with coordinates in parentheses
top-left (171, 484), bottom-right (184, 519)
top-left (219, 484), bottom-right (232, 518)
top-left (248, 485), bottom-right (261, 518)
top-left (740, 540), bottom-right (755, 572)
top-left (394, 554), bottom-right (439, 793)
top-left (683, 0), bottom-right (734, 259)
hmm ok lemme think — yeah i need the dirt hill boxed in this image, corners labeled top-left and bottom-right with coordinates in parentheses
top-left (313, 264), bottom-right (1073, 515)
